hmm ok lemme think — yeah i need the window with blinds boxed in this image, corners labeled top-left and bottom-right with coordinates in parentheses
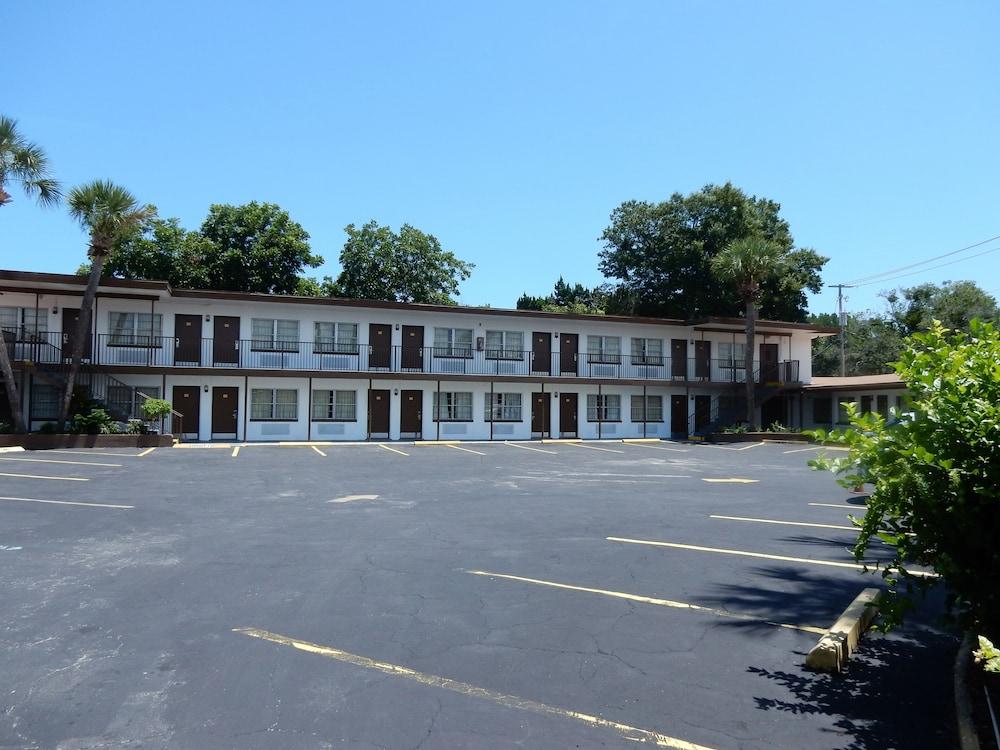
top-left (251, 319), bottom-right (300, 351)
top-left (484, 330), bottom-right (524, 360)
top-left (311, 389), bottom-right (357, 420)
top-left (250, 388), bottom-right (298, 420)
top-left (433, 328), bottom-right (473, 358)
top-left (587, 394), bottom-right (621, 421)
top-left (630, 338), bottom-right (663, 365)
top-left (630, 395), bottom-right (663, 422)
top-left (108, 312), bottom-right (162, 346)
top-left (314, 322), bottom-right (358, 354)
top-left (432, 391), bottom-right (473, 421)
top-left (484, 392), bottom-right (522, 421)
top-left (587, 336), bottom-right (621, 363)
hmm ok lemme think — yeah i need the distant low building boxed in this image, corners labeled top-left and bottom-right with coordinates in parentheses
top-left (802, 373), bottom-right (908, 429)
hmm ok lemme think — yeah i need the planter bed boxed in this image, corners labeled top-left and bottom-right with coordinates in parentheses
top-left (0, 433), bottom-right (175, 450)
top-left (708, 431), bottom-right (812, 444)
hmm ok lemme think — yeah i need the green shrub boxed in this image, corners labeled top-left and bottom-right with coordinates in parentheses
top-left (70, 408), bottom-right (119, 435)
top-left (767, 421), bottom-right (791, 433)
top-left (125, 419), bottom-right (148, 435)
top-left (0, 421), bottom-right (11, 434)
top-left (809, 320), bottom-right (1000, 634)
top-left (722, 423), bottom-right (748, 434)
top-left (141, 398), bottom-right (172, 421)
top-left (36, 422), bottom-right (57, 434)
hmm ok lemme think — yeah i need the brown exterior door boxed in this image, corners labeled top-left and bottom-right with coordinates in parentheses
top-left (761, 394), bottom-right (783, 427)
top-left (694, 340), bottom-right (710, 379)
top-left (759, 343), bottom-right (779, 382)
top-left (172, 385), bottom-right (200, 438)
top-left (175, 314), bottom-right (202, 364)
top-left (401, 325), bottom-right (423, 370)
top-left (531, 392), bottom-right (550, 435)
top-left (62, 308), bottom-right (92, 360)
top-left (368, 389), bottom-right (390, 435)
top-left (213, 316), bottom-right (240, 365)
top-left (694, 395), bottom-right (712, 432)
top-left (368, 324), bottom-right (391, 368)
top-left (559, 333), bottom-right (578, 374)
top-left (532, 332), bottom-right (552, 374)
top-left (211, 386), bottom-right (238, 436)
top-left (400, 389), bottom-right (422, 435)
top-left (559, 392), bottom-right (578, 436)
top-left (671, 339), bottom-right (687, 377)
top-left (670, 395), bottom-right (688, 437)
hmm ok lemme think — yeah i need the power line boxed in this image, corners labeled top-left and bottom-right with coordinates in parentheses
top-left (847, 243), bottom-right (1000, 288)
top-left (842, 232), bottom-right (1000, 287)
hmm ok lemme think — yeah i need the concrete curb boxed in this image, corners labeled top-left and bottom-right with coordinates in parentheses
top-left (413, 440), bottom-right (460, 446)
top-left (0, 446), bottom-right (26, 453)
top-left (805, 587), bottom-right (881, 672)
top-left (621, 438), bottom-right (661, 443)
top-left (955, 631), bottom-right (982, 750)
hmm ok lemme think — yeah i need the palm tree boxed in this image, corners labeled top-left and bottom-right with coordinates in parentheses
top-left (57, 181), bottom-right (153, 430)
top-left (0, 115), bottom-right (61, 207)
top-left (711, 236), bottom-right (785, 427)
top-left (0, 115), bottom-right (61, 432)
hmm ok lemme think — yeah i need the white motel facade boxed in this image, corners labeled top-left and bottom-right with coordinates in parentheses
top-left (0, 270), bottom-right (839, 442)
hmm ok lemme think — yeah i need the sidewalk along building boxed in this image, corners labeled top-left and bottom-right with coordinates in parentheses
top-left (0, 269), bottom-right (837, 442)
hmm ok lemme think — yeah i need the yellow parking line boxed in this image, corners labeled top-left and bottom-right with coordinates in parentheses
top-left (467, 570), bottom-right (824, 634)
top-left (567, 442), bottom-right (625, 454)
top-left (606, 536), bottom-right (939, 578)
top-left (311, 446), bottom-right (327, 457)
top-left (621, 442), bottom-right (689, 453)
top-left (137, 447), bottom-right (156, 457)
top-left (783, 445), bottom-right (850, 454)
top-left (504, 442), bottom-right (557, 454)
top-left (232, 446), bottom-right (240, 458)
top-left (709, 514), bottom-right (858, 532)
top-left (809, 502), bottom-right (867, 510)
top-left (699, 442), bottom-right (765, 451)
top-left (446, 444), bottom-right (486, 456)
top-left (0, 457), bottom-right (121, 468)
top-left (0, 496), bottom-right (133, 509)
top-left (233, 627), bottom-right (715, 750)
top-left (379, 444), bottom-right (409, 456)
top-left (0, 472), bottom-right (88, 482)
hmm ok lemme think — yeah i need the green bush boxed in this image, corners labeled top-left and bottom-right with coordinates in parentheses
top-left (141, 398), bottom-right (172, 421)
top-left (0, 421), bottom-right (11, 434)
top-left (766, 421), bottom-right (791, 433)
top-left (70, 408), bottom-right (119, 435)
top-left (36, 422), bottom-right (57, 434)
top-left (809, 320), bottom-right (1000, 635)
top-left (125, 419), bottom-right (148, 435)
top-left (722, 423), bottom-right (748, 434)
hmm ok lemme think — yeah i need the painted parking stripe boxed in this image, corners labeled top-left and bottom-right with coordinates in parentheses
top-left (783, 445), bottom-right (851, 454)
top-left (43, 450), bottom-right (143, 458)
top-left (379, 444), bottom-right (409, 456)
top-left (566, 442), bottom-right (625, 454)
top-left (701, 478), bottom-right (759, 484)
top-left (446, 444), bottom-right (487, 456)
top-left (311, 446), bottom-right (327, 457)
top-left (232, 446), bottom-right (240, 458)
top-left (606, 537), bottom-right (939, 578)
top-left (137, 447), bottom-right (156, 457)
top-left (467, 570), bottom-right (825, 634)
top-left (809, 502), bottom-right (868, 510)
top-left (0, 496), bottom-right (133, 509)
top-left (0, 472), bottom-right (88, 482)
top-left (0, 457), bottom-right (122, 467)
top-left (698, 442), bottom-right (766, 451)
top-left (710, 514), bottom-right (859, 532)
top-left (233, 627), bottom-right (715, 750)
top-left (620, 442), bottom-right (689, 453)
top-left (503, 442), bottom-right (558, 454)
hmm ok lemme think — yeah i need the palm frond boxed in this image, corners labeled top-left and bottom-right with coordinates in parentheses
top-left (0, 114), bottom-right (62, 207)
top-left (68, 180), bottom-right (154, 254)
top-left (711, 236), bottom-right (786, 298)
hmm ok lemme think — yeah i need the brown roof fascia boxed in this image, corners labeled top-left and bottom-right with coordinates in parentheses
top-left (0, 270), bottom-right (170, 292)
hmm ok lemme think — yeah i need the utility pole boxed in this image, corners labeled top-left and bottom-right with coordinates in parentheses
top-left (833, 284), bottom-right (850, 377)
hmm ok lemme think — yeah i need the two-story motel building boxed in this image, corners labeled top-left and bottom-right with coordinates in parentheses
top-left (0, 270), bottom-right (836, 442)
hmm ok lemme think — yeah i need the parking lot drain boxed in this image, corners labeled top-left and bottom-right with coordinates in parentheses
top-left (805, 587), bottom-right (881, 672)
top-left (233, 627), bottom-right (717, 749)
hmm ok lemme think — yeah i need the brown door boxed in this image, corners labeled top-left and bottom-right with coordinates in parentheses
top-left (761, 394), bottom-right (783, 427)
top-left (559, 392), bottom-right (578, 436)
top-left (368, 323), bottom-right (391, 369)
top-left (172, 385), bottom-right (201, 438)
top-left (759, 343), bottom-right (779, 382)
top-left (670, 395), bottom-right (688, 437)
top-left (559, 333), bottom-right (578, 374)
top-left (532, 332), bottom-right (552, 374)
top-left (401, 325), bottom-right (424, 370)
top-left (400, 389), bottom-right (422, 435)
top-left (211, 386), bottom-right (238, 436)
top-left (671, 339), bottom-right (687, 377)
top-left (213, 316), bottom-right (240, 365)
top-left (694, 395), bottom-right (712, 432)
top-left (368, 389), bottom-right (390, 435)
top-left (694, 340), bottom-right (710, 379)
top-left (62, 308), bottom-right (92, 360)
top-left (175, 314), bottom-right (202, 364)
top-left (531, 392), bottom-right (550, 435)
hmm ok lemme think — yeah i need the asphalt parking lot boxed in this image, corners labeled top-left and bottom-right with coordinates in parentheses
top-left (0, 440), bottom-right (957, 750)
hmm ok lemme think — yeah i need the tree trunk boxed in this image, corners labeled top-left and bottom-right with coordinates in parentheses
top-left (744, 298), bottom-right (756, 427)
top-left (0, 331), bottom-right (26, 432)
top-left (57, 249), bottom-right (105, 431)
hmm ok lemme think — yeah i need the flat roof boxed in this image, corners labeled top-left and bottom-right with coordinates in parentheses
top-left (805, 374), bottom-right (906, 391)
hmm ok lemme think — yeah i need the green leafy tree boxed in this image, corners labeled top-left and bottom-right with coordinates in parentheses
top-left (517, 277), bottom-right (609, 314)
top-left (886, 280), bottom-right (999, 335)
top-left (333, 221), bottom-right (473, 304)
top-left (810, 312), bottom-right (904, 376)
top-left (599, 183), bottom-right (826, 320)
top-left (59, 181), bottom-right (154, 430)
top-left (711, 236), bottom-right (786, 425)
top-left (810, 320), bottom-right (1000, 634)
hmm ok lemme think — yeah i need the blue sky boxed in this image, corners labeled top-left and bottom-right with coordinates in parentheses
top-left (3, 1), bottom-right (999, 317)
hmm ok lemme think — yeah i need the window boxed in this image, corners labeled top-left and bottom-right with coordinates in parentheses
top-left (718, 342), bottom-right (747, 364)
top-left (485, 330), bottom-right (524, 360)
top-left (108, 312), bottom-right (162, 346)
top-left (485, 392), bottom-right (522, 421)
top-left (587, 394), bottom-right (621, 421)
top-left (314, 322), bottom-right (358, 354)
top-left (107, 385), bottom-right (161, 419)
top-left (29, 383), bottom-right (60, 420)
top-left (876, 394), bottom-right (889, 419)
top-left (587, 335), bottom-right (621, 363)
top-left (630, 395), bottom-right (663, 422)
top-left (0, 307), bottom-right (48, 341)
top-left (312, 389), bottom-right (357, 420)
top-left (251, 388), bottom-right (298, 420)
top-left (860, 395), bottom-right (873, 415)
top-left (433, 327), bottom-right (473, 358)
top-left (251, 319), bottom-right (299, 352)
top-left (631, 338), bottom-right (663, 365)
top-left (433, 391), bottom-right (473, 421)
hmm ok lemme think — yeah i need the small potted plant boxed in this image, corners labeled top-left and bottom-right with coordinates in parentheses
top-left (141, 398), bottom-right (173, 434)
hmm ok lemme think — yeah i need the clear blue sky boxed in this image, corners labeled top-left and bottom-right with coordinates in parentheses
top-left (3, 1), bottom-right (999, 317)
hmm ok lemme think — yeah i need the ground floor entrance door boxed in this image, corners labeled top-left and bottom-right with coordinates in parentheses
top-left (400, 389), bottom-right (422, 437)
top-left (172, 385), bottom-right (201, 440)
top-left (211, 386), bottom-right (238, 439)
top-left (694, 395), bottom-right (712, 433)
top-left (61, 308), bottom-right (92, 361)
top-left (531, 392), bottom-right (550, 436)
top-left (174, 314), bottom-right (203, 365)
top-left (368, 389), bottom-right (390, 437)
top-left (761, 395), bottom-right (784, 429)
top-left (670, 395), bottom-right (688, 438)
top-left (559, 392), bottom-right (578, 437)
top-left (760, 343), bottom-right (779, 383)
